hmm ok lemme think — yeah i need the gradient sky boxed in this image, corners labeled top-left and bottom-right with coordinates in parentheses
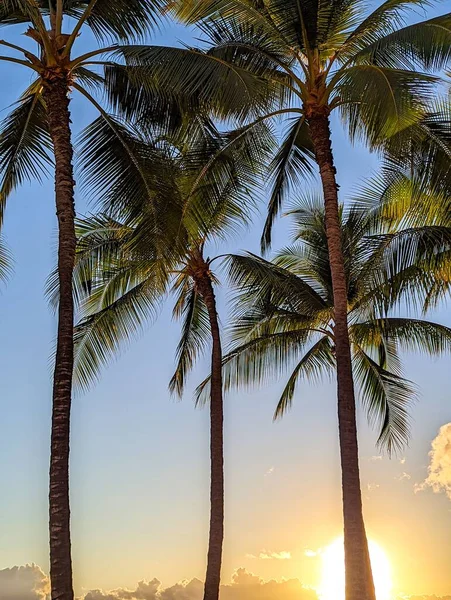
top-left (0, 4), bottom-right (450, 599)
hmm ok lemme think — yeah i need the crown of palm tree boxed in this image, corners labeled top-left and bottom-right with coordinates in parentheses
top-left (60, 118), bottom-right (273, 391)
top-left (164, 0), bottom-right (451, 249)
top-left (194, 196), bottom-right (451, 454)
top-left (0, 0), bottom-right (276, 226)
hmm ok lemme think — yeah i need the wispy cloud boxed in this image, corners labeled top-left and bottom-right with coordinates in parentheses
top-left (264, 467), bottom-right (275, 477)
top-left (247, 550), bottom-right (291, 560)
top-left (367, 483), bottom-right (380, 491)
top-left (395, 472), bottom-right (411, 481)
top-left (304, 549), bottom-right (321, 558)
top-left (370, 456), bottom-right (383, 462)
top-left (415, 422), bottom-right (451, 500)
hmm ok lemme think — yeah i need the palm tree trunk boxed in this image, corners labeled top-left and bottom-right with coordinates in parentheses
top-left (308, 112), bottom-right (376, 600)
top-left (196, 271), bottom-right (224, 600)
top-left (42, 76), bottom-right (76, 600)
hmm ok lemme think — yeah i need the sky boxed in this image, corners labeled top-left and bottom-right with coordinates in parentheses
top-left (0, 4), bottom-right (450, 600)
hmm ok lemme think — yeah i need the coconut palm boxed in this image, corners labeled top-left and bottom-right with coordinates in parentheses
top-left (65, 118), bottom-right (272, 600)
top-left (0, 3), bottom-right (213, 599)
top-left (164, 3), bottom-right (451, 596)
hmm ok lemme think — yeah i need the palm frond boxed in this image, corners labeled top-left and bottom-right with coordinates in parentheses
top-left (66, 0), bottom-right (168, 41)
top-left (0, 87), bottom-right (52, 224)
top-left (335, 65), bottom-right (436, 148)
top-left (112, 44), bottom-right (276, 122)
top-left (195, 328), bottom-right (315, 407)
top-left (169, 280), bottom-right (211, 397)
top-left (0, 235), bottom-right (12, 282)
top-left (352, 13), bottom-right (451, 71)
top-left (77, 114), bottom-right (185, 262)
top-left (274, 335), bottom-right (335, 419)
top-left (339, 0), bottom-right (431, 59)
top-left (262, 116), bottom-right (315, 252)
top-left (74, 275), bottom-right (166, 391)
top-left (226, 252), bottom-right (328, 318)
top-left (353, 345), bottom-right (415, 454)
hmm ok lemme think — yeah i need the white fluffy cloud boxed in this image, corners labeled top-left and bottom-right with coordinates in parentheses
top-left (0, 565), bottom-right (50, 600)
top-left (416, 423), bottom-right (451, 500)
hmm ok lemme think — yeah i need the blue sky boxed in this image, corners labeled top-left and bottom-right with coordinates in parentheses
top-left (0, 5), bottom-right (450, 599)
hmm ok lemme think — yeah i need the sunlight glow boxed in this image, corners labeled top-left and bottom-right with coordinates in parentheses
top-left (320, 538), bottom-right (392, 600)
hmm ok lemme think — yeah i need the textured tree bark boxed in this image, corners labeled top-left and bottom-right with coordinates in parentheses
top-left (308, 113), bottom-right (376, 600)
top-left (43, 76), bottom-right (76, 600)
top-left (196, 270), bottom-right (224, 600)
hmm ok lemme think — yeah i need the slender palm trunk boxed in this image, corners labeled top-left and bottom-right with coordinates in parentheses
top-left (42, 76), bottom-right (76, 600)
top-left (196, 270), bottom-right (224, 600)
top-left (308, 112), bottom-right (376, 600)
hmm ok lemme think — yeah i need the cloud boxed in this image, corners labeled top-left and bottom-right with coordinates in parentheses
top-left (397, 596), bottom-right (451, 600)
top-left (415, 423), bottom-right (451, 500)
top-left (264, 467), bottom-right (275, 477)
top-left (395, 472), bottom-right (411, 481)
top-left (400, 457), bottom-right (407, 465)
top-left (4, 568), bottom-right (319, 600)
top-left (6, 566), bottom-right (451, 600)
top-left (258, 551), bottom-right (291, 560)
top-left (370, 456), bottom-right (382, 462)
top-left (0, 565), bottom-right (50, 600)
top-left (220, 569), bottom-right (317, 600)
top-left (83, 579), bottom-right (161, 600)
top-left (246, 551), bottom-right (291, 560)
top-left (366, 483), bottom-right (380, 491)
top-left (303, 549), bottom-right (321, 558)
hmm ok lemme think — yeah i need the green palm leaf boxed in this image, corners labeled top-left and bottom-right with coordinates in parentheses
top-left (352, 13), bottom-right (451, 71)
top-left (0, 235), bottom-right (12, 282)
top-left (169, 280), bottom-right (211, 397)
top-left (335, 66), bottom-right (436, 147)
top-left (0, 87), bottom-right (52, 224)
top-left (262, 116), bottom-right (315, 251)
top-left (353, 345), bottom-right (415, 454)
top-left (274, 335), bottom-right (335, 419)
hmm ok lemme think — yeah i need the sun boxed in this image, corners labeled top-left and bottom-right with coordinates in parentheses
top-left (319, 538), bottom-right (392, 600)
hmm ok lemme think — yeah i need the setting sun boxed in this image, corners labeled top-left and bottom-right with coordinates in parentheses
top-left (320, 538), bottom-right (392, 600)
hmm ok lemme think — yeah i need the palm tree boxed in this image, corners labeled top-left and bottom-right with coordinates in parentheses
top-left (0, 3), bottom-right (203, 599)
top-left (192, 199), bottom-right (451, 564)
top-left (65, 119), bottom-right (272, 600)
top-left (165, 3), bottom-right (451, 596)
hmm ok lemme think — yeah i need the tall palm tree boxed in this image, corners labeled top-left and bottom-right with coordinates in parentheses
top-left (0, 3), bottom-right (202, 599)
top-left (164, 3), bottom-right (451, 596)
top-left (63, 118), bottom-right (272, 600)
